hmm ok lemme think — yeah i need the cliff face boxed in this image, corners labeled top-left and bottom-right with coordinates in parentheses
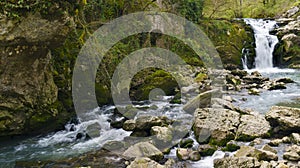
top-left (274, 6), bottom-right (300, 68)
top-left (0, 1), bottom-right (255, 137)
top-left (0, 11), bottom-right (74, 136)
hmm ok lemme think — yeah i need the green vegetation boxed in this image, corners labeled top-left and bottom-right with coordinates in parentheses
top-left (203, 0), bottom-right (298, 19)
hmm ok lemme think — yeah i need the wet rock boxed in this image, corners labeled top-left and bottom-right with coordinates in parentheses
top-left (110, 117), bottom-right (126, 129)
top-left (268, 139), bottom-right (283, 147)
top-left (193, 108), bottom-right (239, 145)
top-left (235, 146), bottom-right (259, 158)
top-left (275, 78), bottom-right (294, 84)
top-left (15, 149), bottom-right (126, 167)
top-left (268, 82), bottom-right (287, 90)
top-left (248, 88), bottom-right (260, 95)
top-left (102, 141), bottom-right (125, 152)
top-left (236, 114), bottom-right (271, 141)
top-left (176, 148), bottom-right (201, 161)
top-left (231, 69), bottom-right (248, 78)
top-left (261, 144), bottom-right (277, 154)
top-left (250, 138), bottom-right (264, 146)
top-left (211, 98), bottom-right (240, 112)
top-left (123, 142), bottom-right (163, 161)
top-left (243, 74), bottom-right (269, 85)
top-left (235, 146), bottom-right (278, 161)
top-left (223, 95), bottom-right (234, 102)
top-left (257, 150), bottom-right (278, 161)
top-left (127, 157), bottom-right (164, 168)
top-left (214, 157), bottom-right (260, 168)
top-left (265, 106), bottom-right (300, 135)
top-left (176, 148), bottom-right (189, 161)
top-left (282, 136), bottom-right (291, 143)
top-left (179, 138), bottom-right (194, 148)
top-left (198, 144), bottom-right (217, 156)
top-left (283, 145), bottom-right (300, 161)
top-left (123, 120), bottom-right (136, 131)
top-left (290, 133), bottom-right (300, 145)
top-left (135, 116), bottom-right (172, 132)
top-left (183, 89), bottom-right (218, 114)
top-left (150, 126), bottom-right (173, 143)
top-left (222, 140), bottom-right (240, 152)
top-left (188, 151), bottom-right (201, 161)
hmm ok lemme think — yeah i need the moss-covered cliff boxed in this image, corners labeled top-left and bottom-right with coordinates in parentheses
top-left (0, 0), bottom-right (255, 137)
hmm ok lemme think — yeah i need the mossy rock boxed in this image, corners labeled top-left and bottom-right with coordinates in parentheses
top-left (222, 143), bottom-right (241, 152)
top-left (132, 70), bottom-right (179, 101)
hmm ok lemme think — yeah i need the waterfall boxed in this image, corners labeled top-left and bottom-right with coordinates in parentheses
top-left (244, 19), bottom-right (278, 70)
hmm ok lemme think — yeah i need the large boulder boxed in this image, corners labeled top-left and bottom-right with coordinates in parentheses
top-left (135, 116), bottom-right (172, 132)
top-left (123, 142), bottom-right (164, 161)
top-left (236, 114), bottom-right (271, 141)
top-left (176, 148), bottom-right (201, 161)
top-left (150, 126), bottom-right (173, 143)
top-left (127, 157), bottom-right (164, 168)
top-left (235, 146), bottom-right (278, 162)
top-left (193, 108), bottom-right (240, 145)
top-left (183, 89), bottom-right (218, 114)
top-left (283, 145), bottom-right (300, 161)
top-left (214, 157), bottom-right (260, 168)
top-left (265, 106), bottom-right (300, 135)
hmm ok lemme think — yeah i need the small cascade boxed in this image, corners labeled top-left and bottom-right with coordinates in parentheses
top-left (244, 19), bottom-right (279, 70)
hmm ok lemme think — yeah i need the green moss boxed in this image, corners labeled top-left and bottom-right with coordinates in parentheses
top-left (199, 146), bottom-right (217, 156)
top-left (132, 70), bottom-right (179, 101)
top-left (199, 19), bottom-right (255, 68)
top-left (95, 84), bottom-right (112, 105)
top-left (195, 73), bottom-right (208, 83)
top-left (236, 134), bottom-right (257, 142)
top-left (170, 93), bottom-right (181, 104)
top-left (222, 143), bottom-right (240, 152)
top-left (209, 134), bottom-right (235, 147)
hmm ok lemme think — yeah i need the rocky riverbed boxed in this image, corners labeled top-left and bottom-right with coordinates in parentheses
top-left (10, 69), bottom-right (300, 168)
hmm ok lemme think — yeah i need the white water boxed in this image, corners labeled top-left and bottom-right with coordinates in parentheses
top-left (244, 19), bottom-right (279, 71)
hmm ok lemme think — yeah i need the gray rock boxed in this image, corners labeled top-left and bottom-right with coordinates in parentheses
top-left (127, 157), bottom-right (164, 168)
top-left (214, 157), bottom-right (260, 168)
top-left (236, 114), bottom-right (270, 141)
top-left (290, 133), bottom-right (300, 145)
top-left (268, 139), bottom-right (283, 147)
top-left (176, 148), bottom-right (189, 161)
top-left (123, 142), bottom-right (163, 161)
top-left (123, 120), bottom-right (136, 131)
top-left (257, 149), bottom-right (278, 161)
top-left (266, 106), bottom-right (300, 134)
top-left (193, 108), bottom-right (240, 145)
top-left (235, 146), bottom-right (278, 161)
top-left (248, 88), bottom-right (260, 95)
top-left (261, 144), bottom-right (277, 154)
top-left (176, 148), bottom-right (201, 161)
top-left (198, 144), bottom-right (217, 156)
top-left (282, 136), bottom-right (291, 143)
top-left (135, 115), bottom-right (172, 132)
top-left (183, 89), bottom-right (218, 114)
top-left (150, 126), bottom-right (173, 143)
top-left (283, 145), bottom-right (300, 161)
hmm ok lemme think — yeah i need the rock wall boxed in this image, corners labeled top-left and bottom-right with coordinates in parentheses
top-left (0, 11), bottom-right (74, 136)
top-left (0, 1), bottom-right (255, 137)
top-left (274, 5), bottom-right (300, 68)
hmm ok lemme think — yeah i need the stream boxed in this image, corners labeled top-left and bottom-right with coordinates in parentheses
top-left (0, 19), bottom-right (300, 168)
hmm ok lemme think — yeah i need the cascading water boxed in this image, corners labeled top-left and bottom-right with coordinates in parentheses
top-left (243, 19), bottom-right (279, 70)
